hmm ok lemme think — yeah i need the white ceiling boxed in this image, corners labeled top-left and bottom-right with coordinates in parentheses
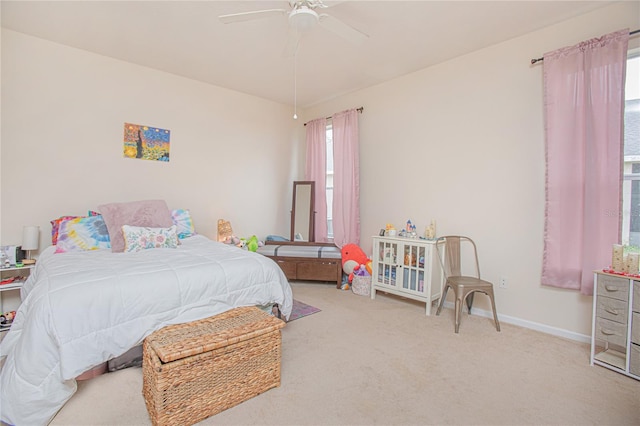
top-left (1, 1), bottom-right (614, 108)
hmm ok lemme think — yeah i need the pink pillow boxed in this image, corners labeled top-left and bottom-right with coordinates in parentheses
top-left (98, 200), bottom-right (173, 253)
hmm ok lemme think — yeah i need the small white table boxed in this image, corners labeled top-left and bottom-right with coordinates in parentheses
top-left (0, 264), bottom-right (33, 333)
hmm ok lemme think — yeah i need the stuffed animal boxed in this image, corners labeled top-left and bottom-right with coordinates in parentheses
top-left (223, 235), bottom-right (241, 246)
top-left (341, 243), bottom-right (371, 283)
top-left (247, 235), bottom-right (259, 252)
top-left (365, 260), bottom-right (373, 275)
top-left (223, 235), bottom-right (263, 252)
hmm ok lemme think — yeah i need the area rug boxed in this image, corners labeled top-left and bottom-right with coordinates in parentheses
top-left (287, 299), bottom-right (321, 322)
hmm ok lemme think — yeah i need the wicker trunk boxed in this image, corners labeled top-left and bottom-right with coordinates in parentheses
top-left (142, 306), bottom-right (285, 426)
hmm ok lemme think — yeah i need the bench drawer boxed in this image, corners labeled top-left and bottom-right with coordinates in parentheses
top-left (297, 260), bottom-right (340, 281)
top-left (273, 259), bottom-right (297, 280)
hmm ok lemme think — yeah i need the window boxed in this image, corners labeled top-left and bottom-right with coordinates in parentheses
top-left (621, 52), bottom-right (640, 247)
top-left (325, 122), bottom-right (334, 239)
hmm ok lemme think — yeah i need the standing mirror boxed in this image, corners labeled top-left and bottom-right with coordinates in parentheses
top-left (291, 181), bottom-right (315, 242)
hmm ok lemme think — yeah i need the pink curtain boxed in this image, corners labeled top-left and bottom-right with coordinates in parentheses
top-left (332, 109), bottom-right (360, 248)
top-left (305, 117), bottom-right (328, 242)
top-left (542, 29), bottom-right (629, 295)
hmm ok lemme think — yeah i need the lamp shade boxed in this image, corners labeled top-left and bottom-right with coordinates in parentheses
top-left (22, 226), bottom-right (40, 251)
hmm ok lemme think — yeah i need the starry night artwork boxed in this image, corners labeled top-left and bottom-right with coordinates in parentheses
top-left (123, 123), bottom-right (170, 162)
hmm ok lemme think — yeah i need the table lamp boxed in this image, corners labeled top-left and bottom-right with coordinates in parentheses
top-left (22, 225), bottom-right (39, 265)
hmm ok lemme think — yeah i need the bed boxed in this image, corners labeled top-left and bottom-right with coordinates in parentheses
top-left (0, 230), bottom-right (292, 425)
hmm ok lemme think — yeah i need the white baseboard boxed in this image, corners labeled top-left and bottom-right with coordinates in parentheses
top-left (440, 301), bottom-right (591, 344)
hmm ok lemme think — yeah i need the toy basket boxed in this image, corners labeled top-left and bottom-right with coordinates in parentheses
top-left (352, 275), bottom-right (371, 296)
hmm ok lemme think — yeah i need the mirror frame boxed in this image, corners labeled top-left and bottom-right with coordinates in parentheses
top-left (291, 181), bottom-right (315, 243)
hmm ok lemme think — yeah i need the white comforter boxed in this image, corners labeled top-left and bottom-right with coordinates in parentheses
top-left (0, 235), bottom-right (292, 425)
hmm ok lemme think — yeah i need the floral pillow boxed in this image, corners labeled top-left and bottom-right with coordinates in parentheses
top-left (171, 209), bottom-right (196, 239)
top-left (54, 215), bottom-right (111, 253)
top-left (122, 225), bottom-right (179, 253)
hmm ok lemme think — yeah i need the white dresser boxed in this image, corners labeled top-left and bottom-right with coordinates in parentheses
top-left (590, 271), bottom-right (640, 380)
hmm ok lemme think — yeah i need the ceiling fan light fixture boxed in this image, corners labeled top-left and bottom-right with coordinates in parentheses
top-left (289, 7), bottom-right (319, 32)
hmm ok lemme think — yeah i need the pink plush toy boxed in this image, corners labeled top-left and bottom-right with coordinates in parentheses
top-left (341, 243), bottom-right (370, 283)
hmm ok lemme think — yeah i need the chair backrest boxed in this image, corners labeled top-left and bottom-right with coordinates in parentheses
top-left (435, 236), bottom-right (481, 279)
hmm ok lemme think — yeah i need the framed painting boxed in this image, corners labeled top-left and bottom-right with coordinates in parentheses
top-left (123, 123), bottom-right (170, 162)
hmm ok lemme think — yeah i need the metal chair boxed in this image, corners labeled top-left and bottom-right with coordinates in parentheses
top-left (435, 236), bottom-right (500, 333)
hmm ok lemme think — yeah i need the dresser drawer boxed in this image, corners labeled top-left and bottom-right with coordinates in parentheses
top-left (594, 317), bottom-right (628, 347)
top-left (632, 312), bottom-right (640, 345)
top-left (596, 296), bottom-right (628, 324)
top-left (634, 281), bottom-right (640, 313)
top-left (597, 275), bottom-right (629, 302)
top-left (630, 344), bottom-right (640, 376)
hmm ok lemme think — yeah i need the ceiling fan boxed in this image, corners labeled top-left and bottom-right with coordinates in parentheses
top-left (219, 0), bottom-right (368, 54)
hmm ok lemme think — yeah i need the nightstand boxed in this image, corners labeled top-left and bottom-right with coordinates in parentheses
top-left (0, 264), bottom-right (33, 333)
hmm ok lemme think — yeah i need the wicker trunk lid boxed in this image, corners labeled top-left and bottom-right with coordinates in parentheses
top-left (147, 306), bottom-right (284, 363)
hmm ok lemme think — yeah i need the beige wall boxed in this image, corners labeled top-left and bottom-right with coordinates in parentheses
top-left (1, 29), bottom-right (303, 246)
top-left (0, 29), bottom-right (306, 310)
top-left (1, 2), bottom-right (638, 338)
top-left (305, 1), bottom-right (640, 339)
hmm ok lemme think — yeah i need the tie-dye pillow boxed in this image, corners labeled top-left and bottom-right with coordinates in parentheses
top-left (50, 211), bottom-right (101, 245)
top-left (171, 209), bottom-right (196, 239)
top-left (122, 225), bottom-right (179, 252)
top-left (50, 216), bottom-right (78, 245)
top-left (55, 215), bottom-right (111, 253)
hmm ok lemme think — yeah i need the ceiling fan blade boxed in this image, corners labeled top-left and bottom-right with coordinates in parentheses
top-left (315, 0), bottom-right (343, 8)
top-left (219, 9), bottom-right (287, 24)
top-left (318, 13), bottom-right (368, 45)
top-left (283, 27), bottom-right (303, 57)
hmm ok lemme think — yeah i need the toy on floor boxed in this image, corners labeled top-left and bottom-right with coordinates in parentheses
top-left (340, 275), bottom-right (350, 291)
top-left (341, 243), bottom-right (372, 283)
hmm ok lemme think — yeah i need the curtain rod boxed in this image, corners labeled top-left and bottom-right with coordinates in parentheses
top-left (530, 29), bottom-right (640, 65)
top-left (303, 107), bottom-right (364, 126)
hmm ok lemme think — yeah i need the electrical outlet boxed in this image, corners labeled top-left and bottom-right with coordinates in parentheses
top-left (499, 276), bottom-right (508, 289)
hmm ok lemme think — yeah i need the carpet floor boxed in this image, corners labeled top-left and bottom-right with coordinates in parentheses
top-left (50, 282), bottom-right (640, 425)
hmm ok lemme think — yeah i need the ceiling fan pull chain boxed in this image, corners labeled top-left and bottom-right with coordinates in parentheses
top-left (293, 38), bottom-right (298, 120)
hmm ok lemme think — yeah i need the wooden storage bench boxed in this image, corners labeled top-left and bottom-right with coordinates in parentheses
top-left (142, 306), bottom-right (285, 426)
top-left (257, 242), bottom-right (343, 288)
